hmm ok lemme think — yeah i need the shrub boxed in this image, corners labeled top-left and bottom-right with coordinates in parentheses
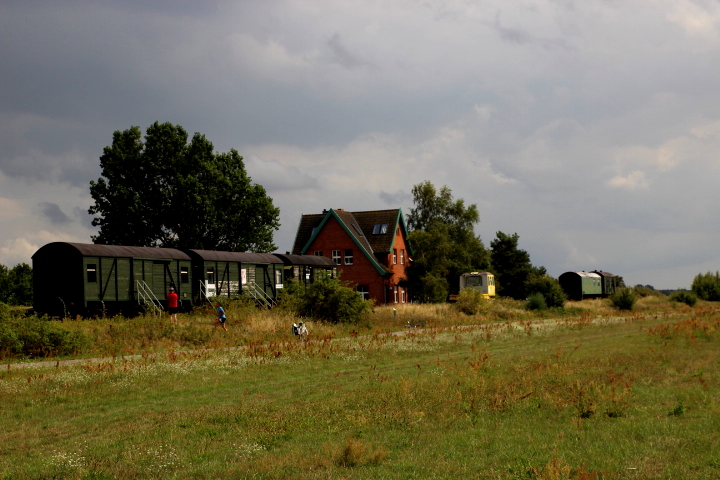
top-left (691, 271), bottom-right (720, 301)
top-left (525, 275), bottom-right (566, 308)
top-left (632, 285), bottom-right (664, 298)
top-left (453, 288), bottom-right (488, 315)
top-left (0, 315), bottom-right (91, 359)
top-left (281, 273), bottom-right (372, 324)
top-left (610, 288), bottom-right (637, 310)
top-left (669, 290), bottom-right (697, 307)
top-left (526, 292), bottom-right (547, 310)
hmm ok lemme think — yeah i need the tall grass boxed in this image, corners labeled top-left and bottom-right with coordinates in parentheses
top-left (0, 302), bottom-right (719, 478)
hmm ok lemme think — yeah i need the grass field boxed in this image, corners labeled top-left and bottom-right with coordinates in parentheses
top-left (1, 299), bottom-right (719, 479)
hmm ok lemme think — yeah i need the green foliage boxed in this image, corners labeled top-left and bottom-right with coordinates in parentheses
top-left (691, 271), bottom-right (720, 301)
top-left (89, 122), bottom-right (280, 252)
top-left (0, 313), bottom-right (90, 358)
top-left (453, 288), bottom-right (489, 315)
top-left (525, 274), bottom-right (567, 308)
top-left (406, 181), bottom-right (490, 302)
top-left (280, 273), bottom-right (372, 324)
top-left (632, 285), bottom-right (664, 297)
top-left (670, 290), bottom-right (697, 307)
top-left (490, 232), bottom-right (545, 299)
top-left (0, 263), bottom-right (33, 306)
top-left (610, 288), bottom-right (637, 310)
top-left (525, 292), bottom-right (547, 310)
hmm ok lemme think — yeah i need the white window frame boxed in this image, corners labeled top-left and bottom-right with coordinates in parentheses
top-left (344, 249), bottom-right (353, 265)
top-left (332, 250), bottom-right (341, 265)
top-left (357, 285), bottom-right (369, 300)
top-left (393, 285), bottom-right (399, 303)
top-left (400, 249), bottom-right (405, 265)
top-left (393, 249), bottom-right (397, 265)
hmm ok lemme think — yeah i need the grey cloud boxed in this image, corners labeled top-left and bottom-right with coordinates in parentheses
top-left (379, 190), bottom-right (412, 206)
top-left (40, 202), bottom-right (71, 225)
top-left (494, 13), bottom-right (571, 51)
top-left (326, 33), bottom-right (371, 69)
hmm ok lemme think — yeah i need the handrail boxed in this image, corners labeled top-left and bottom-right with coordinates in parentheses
top-left (245, 282), bottom-right (277, 308)
top-left (135, 280), bottom-right (164, 316)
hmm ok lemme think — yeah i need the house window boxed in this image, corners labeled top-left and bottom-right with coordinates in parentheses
top-left (86, 264), bottom-right (97, 283)
top-left (357, 285), bottom-right (369, 300)
top-left (401, 287), bottom-right (407, 303)
top-left (344, 249), bottom-right (353, 265)
top-left (372, 223), bottom-right (388, 234)
top-left (400, 249), bottom-right (405, 265)
top-left (332, 250), bottom-right (341, 265)
top-left (393, 249), bottom-right (397, 265)
top-left (393, 285), bottom-right (399, 303)
top-left (180, 267), bottom-right (189, 284)
top-left (314, 251), bottom-right (323, 256)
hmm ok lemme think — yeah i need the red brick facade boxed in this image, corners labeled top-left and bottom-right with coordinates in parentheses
top-left (291, 209), bottom-right (410, 305)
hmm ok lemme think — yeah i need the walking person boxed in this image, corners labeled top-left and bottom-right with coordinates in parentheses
top-left (215, 302), bottom-right (228, 332)
top-left (166, 287), bottom-right (179, 323)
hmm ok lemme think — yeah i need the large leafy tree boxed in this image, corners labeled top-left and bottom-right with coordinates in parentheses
top-left (490, 231), bottom-right (545, 299)
top-left (406, 181), bottom-right (491, 303)
top-left (89, 122), bottom-right (280, 252)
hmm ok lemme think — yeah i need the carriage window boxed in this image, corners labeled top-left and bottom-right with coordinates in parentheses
top-left (206, 268), bottom-right (215, 284)
top-left (86, 264), bottom-right (97, 283)
top-left (180, 267), bottom-right (189, 284)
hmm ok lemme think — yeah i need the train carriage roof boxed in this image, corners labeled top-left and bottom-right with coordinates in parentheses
top-left (273, 253), bottom-right (336, 267)
top-left (184, 249), bottom-right (282, 264)
top-left (32, 242), bottom-right (190, 260)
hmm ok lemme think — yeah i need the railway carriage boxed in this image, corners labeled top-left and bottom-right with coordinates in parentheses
top-left (32, 242), bottom-right (192, 317)
top-left (32, 242), bottom-right (338, 317)
top-left (558, 271), bottom-right (603, 300)
top-left (183, 249), bottom-right (284, 306)
top-left (272, 253), bottom-right (337, 285)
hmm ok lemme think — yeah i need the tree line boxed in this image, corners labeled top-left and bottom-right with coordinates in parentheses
top-left (4, 121), bottom-right (718, 309)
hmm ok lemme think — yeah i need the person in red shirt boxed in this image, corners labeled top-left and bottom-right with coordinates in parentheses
top-left (166, 287), bottom-right (179, 323)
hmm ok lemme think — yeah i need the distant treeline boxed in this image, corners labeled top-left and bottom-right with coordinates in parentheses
top-left (0, 263), bottom-right (32, 306)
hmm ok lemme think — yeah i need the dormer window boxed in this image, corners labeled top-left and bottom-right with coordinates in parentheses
top-left (372, 223), bottom-right (388, 235)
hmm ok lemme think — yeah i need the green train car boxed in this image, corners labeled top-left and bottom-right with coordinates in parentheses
top-left (558, 271), bottom-right (604, 300)
top-left (185, 249), bottom-right (284, 306)
top-left (32, 242), bottom-right (193, 317)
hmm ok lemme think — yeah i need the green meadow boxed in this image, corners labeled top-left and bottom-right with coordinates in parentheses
top-left (1, 299), bottom-right (719, 479)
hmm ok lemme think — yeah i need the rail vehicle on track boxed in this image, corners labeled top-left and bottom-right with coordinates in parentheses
top-left (32, 242), bottom-right (336, 317)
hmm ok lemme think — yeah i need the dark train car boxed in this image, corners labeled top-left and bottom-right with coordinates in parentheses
top-left (591, 270), bottom-right (618, 296)
top-left (32, 242), bottom-right (192, 317)
top-left (184, 250), bottom-right (284, 305)
top-left (559, 271), bottom-right (602, 301)
top-left (272, 253), bottom-right (336, 285)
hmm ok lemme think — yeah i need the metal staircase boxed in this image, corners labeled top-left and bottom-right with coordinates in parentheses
top-left (135, 280), bottom-right (164, 316)
top-left (245, 282), bottom-right (277, 308)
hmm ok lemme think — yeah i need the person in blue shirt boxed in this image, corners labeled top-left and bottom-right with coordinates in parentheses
top-left (215, 302), bottom-right (228, 332)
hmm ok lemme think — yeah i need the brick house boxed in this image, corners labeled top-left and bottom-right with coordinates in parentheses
top-left (291, 208), bottom-right (411, 305)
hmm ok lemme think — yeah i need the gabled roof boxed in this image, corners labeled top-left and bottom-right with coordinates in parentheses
top-left (291, 208), bottom-right (410, 276)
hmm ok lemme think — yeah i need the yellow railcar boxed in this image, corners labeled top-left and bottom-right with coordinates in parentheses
top-left (449, 271), bottom-right (496, 301)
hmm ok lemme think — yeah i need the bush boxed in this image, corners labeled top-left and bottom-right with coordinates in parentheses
top-left (525, 275), bottom-right (566, 308)
top-left (280, 273), bottom-right (372, 324)
top-left (670, 290), bottom-right (697, 307)
top-left (632, 285), bottom-right (664, 298)
top-left (526, 292), bottom-right (547, 311)
top-left (610, 288), bottom-right (637, 311)
top-left (0, 314), bottom-right (91, 359)
top-left (453, 288), bottom-right (488, 315)
top-left (691, 271), bottom-right (720, 301)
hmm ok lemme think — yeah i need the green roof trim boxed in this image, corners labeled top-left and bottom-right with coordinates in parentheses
top-left (300, 209), bottom-right (390, 276)
top-left (387, 209), bottom-right (414, 255)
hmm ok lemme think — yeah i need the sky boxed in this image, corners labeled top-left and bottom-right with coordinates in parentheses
top-left (1, 0), bottom-right (719, 290)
